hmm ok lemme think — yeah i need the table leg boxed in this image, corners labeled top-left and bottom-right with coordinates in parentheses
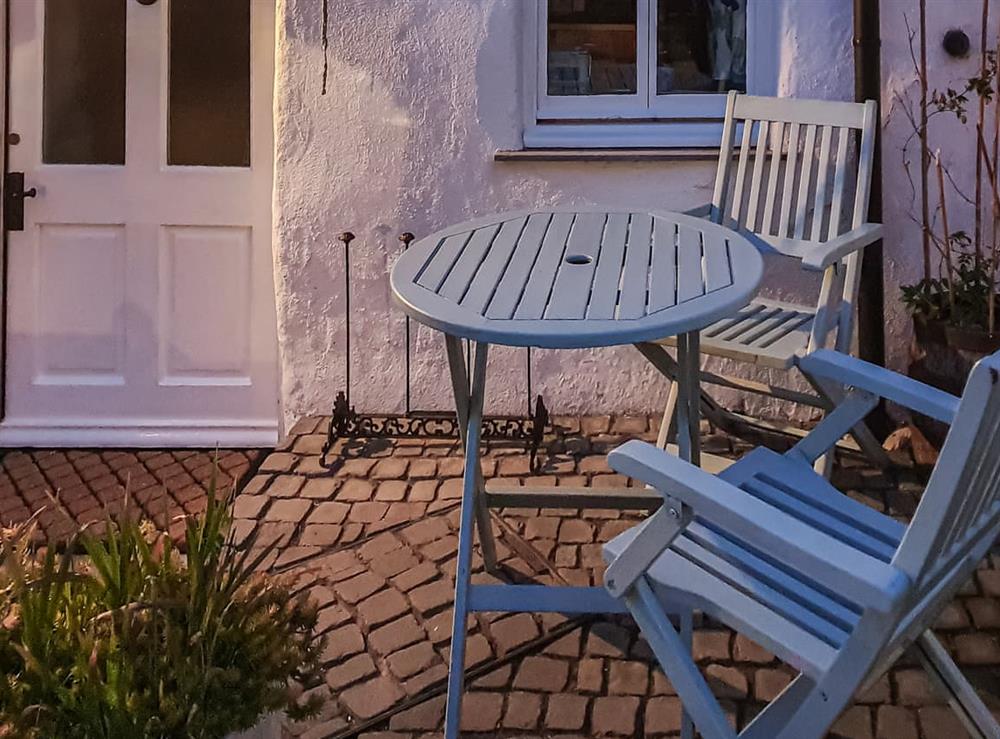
top-left (445, 336), bottom-right (498, 572)
top-left (637, 339), bottom-right (701, 465)
top-left (444, 340), bottom-right (489, 739)
top-left (680, 331), bottom-right (701, 466)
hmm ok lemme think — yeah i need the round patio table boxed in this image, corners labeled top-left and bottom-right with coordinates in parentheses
top-left (390, 208), bottom-right (762, 739)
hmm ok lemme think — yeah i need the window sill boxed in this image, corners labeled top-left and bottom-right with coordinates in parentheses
top-left (521, 121), bottom-right (726, 151)
top-left (494, 148), bottom-right (719, 162)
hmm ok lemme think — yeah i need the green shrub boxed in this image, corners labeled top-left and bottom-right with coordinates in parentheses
top-left (0, 475), bottom-right (325, 739)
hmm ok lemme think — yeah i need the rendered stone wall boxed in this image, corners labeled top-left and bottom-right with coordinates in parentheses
top-left (270, 0), bottom-right (980, 430)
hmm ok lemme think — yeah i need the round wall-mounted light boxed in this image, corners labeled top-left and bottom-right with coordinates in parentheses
top-left (943, 29), bottom-right (972, 58)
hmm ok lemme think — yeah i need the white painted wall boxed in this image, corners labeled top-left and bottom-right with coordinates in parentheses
top-left (881, 0), bottom-right (986, 373)
top-left (271, 0), bottom-right (980, 428)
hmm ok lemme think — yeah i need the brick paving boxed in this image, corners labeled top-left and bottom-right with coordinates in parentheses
top-left (226, 415), bottom-right (1000, 739)
top-left (0, 447), bottom-right (263, 542)
top-left (4, 415), bottom-right (1000, 738)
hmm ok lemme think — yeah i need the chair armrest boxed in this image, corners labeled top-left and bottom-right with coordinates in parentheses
top-left (798, 349), bottom-right (960, 424)
top-left (608, 441), bottom-right (911, 613)
top-left (801, 223), bottom-right (884, 271)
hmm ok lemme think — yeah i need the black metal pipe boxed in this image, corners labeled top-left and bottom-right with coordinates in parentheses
top-left (854, 0), bottom-right (891, 437)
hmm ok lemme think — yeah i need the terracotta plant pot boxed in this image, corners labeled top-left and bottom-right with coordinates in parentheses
top-left (909, 317), bottom-right (1000, 446)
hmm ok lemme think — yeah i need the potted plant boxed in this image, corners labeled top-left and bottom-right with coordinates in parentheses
top-left (0, 476), bottom-right (326, 739)
top-left (897, 0), bottom-right (1000, 404)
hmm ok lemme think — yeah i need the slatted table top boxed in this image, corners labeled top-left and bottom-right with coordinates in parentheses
top-left (391, 209), bottom-right (763, 349)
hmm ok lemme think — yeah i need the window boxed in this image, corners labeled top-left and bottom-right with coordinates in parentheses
top-left (524, 0), bottom-right (775, 149)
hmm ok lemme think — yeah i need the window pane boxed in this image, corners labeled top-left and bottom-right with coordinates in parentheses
top-left (657, 0), bottom-right (747, 94)
top-left (43, 0), bottom-right (126, 165)
top-left (548, 0), bottom-right (637, 96)
top-left (168, 0), bottom-right (251, 167)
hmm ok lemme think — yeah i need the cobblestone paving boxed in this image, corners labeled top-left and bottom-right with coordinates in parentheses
top-left (232, 416), bottom-right (1000, 739)
top-left (0, 447), bottom-right (263, 542)
top-left (4, 416), bottom-right (997, 739)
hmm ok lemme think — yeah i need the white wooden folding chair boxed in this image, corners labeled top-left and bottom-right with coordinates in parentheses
top-left (654, 92), bottom-right (888, 470)
top-left (604, 348), bottom-right (1000, 739)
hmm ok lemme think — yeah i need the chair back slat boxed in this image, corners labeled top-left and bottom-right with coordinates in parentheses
top-left (811, 125), bottom-right (835, 242)
top-left (794, 124), bottom-right (818, 240)
top-left (746, 120), bottom-right (770, 232)
top-left (760, 121), bottom-right (784, 234)
top-left (893, 352), bottom-right (1000, 616)
top-left (827, 126), bottom-right (852, 242)
top-left (711, 92), bottom-right (740, 224)
top-left (730, 120), bottom-right (755, 224)
top-left (776, 122), bottom-right (801, 238)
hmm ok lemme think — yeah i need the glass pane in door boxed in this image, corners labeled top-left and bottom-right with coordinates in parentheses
top-left (43, 0), bottom-right (126, 165)
top-left (547, 0), bottom-right (637, 96)
top-left (656, 0), bottom-right (747, 94)
top-left (168, 0), bottom-right (251, 167)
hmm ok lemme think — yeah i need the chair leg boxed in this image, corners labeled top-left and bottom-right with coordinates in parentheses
top-left (679, 606), bottom-right (695, 739)
top-left (626, 578), bottom-right (737, 739)
top-left (803, 371), bottom-right (892, 472)
top-left (656, 380), bottom-right (680, 450)
top-left (635, 342), bottom-right (733, 435)
top-left (917, 631), bottom-right (1000, 739)
top-left (740, 674), bottom-right (817, 739)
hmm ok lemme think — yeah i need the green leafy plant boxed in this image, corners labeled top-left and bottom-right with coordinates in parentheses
top-left (0, 473), bottom-right (325, 739)
top-left (902, 250), bottom-right (1000, 330)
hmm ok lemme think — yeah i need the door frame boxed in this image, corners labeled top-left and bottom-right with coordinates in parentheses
top-left (0, 0), bottom-right (282, 448)
top-left (0, 0), bottom-right (9, 421)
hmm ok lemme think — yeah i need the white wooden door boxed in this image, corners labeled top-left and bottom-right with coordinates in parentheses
top-left (3, 0), bottom-right (279, 447)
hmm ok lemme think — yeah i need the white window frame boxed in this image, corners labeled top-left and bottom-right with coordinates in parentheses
top-left (522, 0), bottom-right (778, 149)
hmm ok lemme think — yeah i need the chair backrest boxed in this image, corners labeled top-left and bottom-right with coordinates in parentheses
top-left (891, 350), bottom-right (1000, 634)
top-left (710, 92), bottom-right (879, 351)
top-left (712, 92), bottom-right (878, 254)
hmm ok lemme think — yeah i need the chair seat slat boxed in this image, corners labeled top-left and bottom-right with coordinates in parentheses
top-left (670, 536), bottom-right (852, 647)
top-left (606, 533), bottom-right (840, 678)
top-left (682, 522), bottom-right (861, 630)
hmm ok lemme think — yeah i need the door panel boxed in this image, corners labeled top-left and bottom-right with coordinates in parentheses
top-left (35, 224), bottom-right (126, 384)
top-left (158, 226), bottom-right (252, 383)
top-left (4, 0), bottom-right (278, 447)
